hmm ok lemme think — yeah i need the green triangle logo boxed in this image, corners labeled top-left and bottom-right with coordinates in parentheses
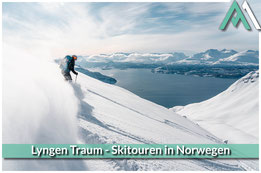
top-left (220, 0), bottom-right (251, 30)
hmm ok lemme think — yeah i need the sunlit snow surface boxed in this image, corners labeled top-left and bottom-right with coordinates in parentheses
top-left (75, 72), bottom-right (258, 171)
top-left (171, 71), bottom-right (259, 144)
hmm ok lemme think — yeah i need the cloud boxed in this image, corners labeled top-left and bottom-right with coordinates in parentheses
top-left (2, 2), bottom-right (259, 57)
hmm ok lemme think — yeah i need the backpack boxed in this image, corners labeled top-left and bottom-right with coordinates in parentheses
top-left (60, 55), bottom-right (73, 73)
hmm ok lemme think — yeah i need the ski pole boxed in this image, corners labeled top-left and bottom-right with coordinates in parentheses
top-left (75, 74), bottom-right (78, 83)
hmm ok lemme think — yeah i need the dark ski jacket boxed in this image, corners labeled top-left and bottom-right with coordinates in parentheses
top-left (60, 55), bottom-right (77, 75)
top-left (67, 58), bottom-right (77, 75)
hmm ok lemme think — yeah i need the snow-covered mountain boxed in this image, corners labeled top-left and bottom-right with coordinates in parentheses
top-left (171, 71), bottom-right (259, 144)
top-left (215, 50), bottom-right (259, 66)
top-left (3, 46), bottom-right (258, 170)
top-left (78, 49), bottom-right (258, 67)
top-left (177, 49), bottom-right (238, 65)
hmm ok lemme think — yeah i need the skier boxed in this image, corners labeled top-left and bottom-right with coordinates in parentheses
top-left (60, 55), bottom-right (78, 81)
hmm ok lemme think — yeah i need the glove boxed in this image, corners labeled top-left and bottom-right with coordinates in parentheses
top-left (75, 72), bottom-right (78, 75)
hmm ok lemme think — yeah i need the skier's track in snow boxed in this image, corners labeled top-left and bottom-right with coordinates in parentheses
top-left (71, 79), bottom-right (248, 171)
top-left (87, 89), bottom-right (221, 144)
top-left (72, 84), bottom-right (154, 144)
top-left (87, 89), bottom-right (162, 123)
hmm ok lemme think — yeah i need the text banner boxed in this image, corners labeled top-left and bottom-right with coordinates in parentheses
top-left (2, 144), bottom-right (258, 159)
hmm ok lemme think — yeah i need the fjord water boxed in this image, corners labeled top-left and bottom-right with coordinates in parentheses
top-left (92, 68), bottom-right (237, 108)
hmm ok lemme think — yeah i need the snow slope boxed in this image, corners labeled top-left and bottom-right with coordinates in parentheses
top-left (73, 71), bottom-right (257, 171)
top-left (171, 71), bottom-right (259, 144)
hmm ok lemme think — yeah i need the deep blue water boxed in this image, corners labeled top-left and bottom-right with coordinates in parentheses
top-left (91, 68), bottom-right (238, 108)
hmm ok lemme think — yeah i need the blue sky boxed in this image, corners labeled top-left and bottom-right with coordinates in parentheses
top-left (2, 1), bottom-right (260, 56)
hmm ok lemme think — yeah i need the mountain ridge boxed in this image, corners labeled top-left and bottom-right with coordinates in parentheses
top-left (77, 49), bottom-right (258, 66)
top-left (171, 70), bottom-right (259, 144)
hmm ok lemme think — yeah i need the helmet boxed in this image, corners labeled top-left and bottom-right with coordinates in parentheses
top-left (72, 55), bottom-right (77, 60)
